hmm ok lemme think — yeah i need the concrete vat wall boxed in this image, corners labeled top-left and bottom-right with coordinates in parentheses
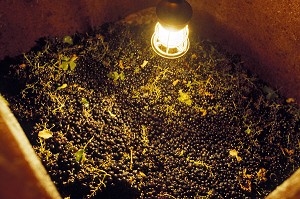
top-left (0, 97), bottom-right (61, 199)
top-left (190, 0), bottom-right (300, 101)
top-left (0, 0), bottom-right (159, 58)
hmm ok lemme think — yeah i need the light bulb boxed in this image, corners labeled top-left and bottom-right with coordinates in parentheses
top-left (151, 0), bottom-right (192, 59)
top-left (151, 22), bottom-right (190, 59)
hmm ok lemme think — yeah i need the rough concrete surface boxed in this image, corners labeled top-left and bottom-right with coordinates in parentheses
top-left (0, 97), bottom-right (61, 199)
top-left (189, 0), bottom-right (300, 101)
top-left (0, 0), bottom-right (158, 58)
top-left (266, 169), bottom-right (300, 199)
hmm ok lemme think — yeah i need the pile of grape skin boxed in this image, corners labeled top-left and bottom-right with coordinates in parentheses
top-left (1, 22), bottom-right (299, 199)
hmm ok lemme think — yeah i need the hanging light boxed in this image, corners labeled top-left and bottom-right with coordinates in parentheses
top-left (151, 0), bottom-right (193, 59)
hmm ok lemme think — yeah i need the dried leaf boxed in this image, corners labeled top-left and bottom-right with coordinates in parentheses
top-left (256, 168), bottom-right (267, 182)
top-left (178, 90), bottom-right (192, 106)
top-left (172, 79), bottom-right (179, 86)
top-left (119, 60), bottom-right (124, 69)
top-left (229, 149), bottom-right (242, 162)
top-left (286, 98), bottom-right (296, 104)
top-left (141, 60), bottom-right (148, 68)
top-left (70, 55), bottom-right (78, 62)
top-left (284, 148), bottom-right (294, 155)
top-left (38, 129), bottom-right (53, 139)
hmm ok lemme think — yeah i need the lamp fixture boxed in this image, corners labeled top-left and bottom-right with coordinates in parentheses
top-left (151, 0), bottom-right (193, 59)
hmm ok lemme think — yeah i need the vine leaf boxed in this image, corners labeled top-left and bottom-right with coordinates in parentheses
top-left (75, 149), bottom-right (86, 163)
top-left (108, 71), bottom-right (125, 82)
top-left (229, 149), bottom-right (242, 162)
top-left (178, 89), bottom-right (192, 106)
top-left (74, 136), bottom-right (94, 164)
top-left (80, 97), bottom-right (89, 108)
top-left (38, 129), bottom-right (53, 139)
top-left (69, 61), bottom-right (76, 70)
top-left (63, 35), bottom-right (73, 45)
top-left (59, 55), bottom-right (77, 71)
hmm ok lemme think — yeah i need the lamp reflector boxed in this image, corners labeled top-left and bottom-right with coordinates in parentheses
top-left (151, 22), bottom-right (190, 59)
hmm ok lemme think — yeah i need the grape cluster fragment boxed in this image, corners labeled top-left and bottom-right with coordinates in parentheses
top-left (0, 22), bottom-right (299, 199)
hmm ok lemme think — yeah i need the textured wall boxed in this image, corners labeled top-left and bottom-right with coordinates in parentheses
top-left (0, 0), bottom-right (159, 59)
top-left (0, 97), bottom-right (61, 199)
top-left (0, 0), bottom-right (299, 101)
top-left (189, 0), bottom-right (300, 101)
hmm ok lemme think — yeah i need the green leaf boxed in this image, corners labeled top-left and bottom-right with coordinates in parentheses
top-left (108, 71), bottom-right (125, 82)
top-left (69, 61), bottom-right (76, 70)
top-left (75, 149), bottom-right (86, 163)
top-left (184, 99), bottom-right (192, 106)
top-left (245, 126), bottom-right (251, 134)
top-left (112, 71), bottom-right (119, 81)
top-left (186, 81), bottom-right (192, 89)
top-left (108, 71), bottom-right (119, 81)
top-left (119, 72), bottom-right (125, 80)
top-left (61, 62), bottom-right (68, 70)
top-left (80, 97), bottom-right (89, 108)
top-left (61, 56), bottom-right (70, 62)
top-left (178, 90), bottom-right (192, 106)
top-left (134, 67), bottom-right (140, 74)
top-left (63, 36), bottom-right (73, 45)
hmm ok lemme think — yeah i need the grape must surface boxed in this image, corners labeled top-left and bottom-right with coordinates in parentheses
top-left (0, 22), bottom-right (299, 199)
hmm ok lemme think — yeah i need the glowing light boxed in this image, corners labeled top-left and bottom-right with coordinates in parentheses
top-left (151, 22), bottom-right (190, 59)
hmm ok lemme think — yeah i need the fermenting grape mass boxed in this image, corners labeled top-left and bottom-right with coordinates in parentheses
top-left (0, 22), bottom-right (299, 199)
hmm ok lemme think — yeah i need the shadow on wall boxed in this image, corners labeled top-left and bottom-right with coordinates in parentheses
top-left (190, 10), bottom-right (265, 81)
top-left (0, 0), bottom-right (159, 60)
top-left (190, 0), bottom-right (300, 102)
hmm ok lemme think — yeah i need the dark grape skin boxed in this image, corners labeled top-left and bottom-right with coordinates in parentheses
top-left (1, 22), bottom-right (299, 199)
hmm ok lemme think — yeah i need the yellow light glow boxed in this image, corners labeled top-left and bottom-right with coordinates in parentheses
top-left (151, 22), bottom-right (190, 59)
